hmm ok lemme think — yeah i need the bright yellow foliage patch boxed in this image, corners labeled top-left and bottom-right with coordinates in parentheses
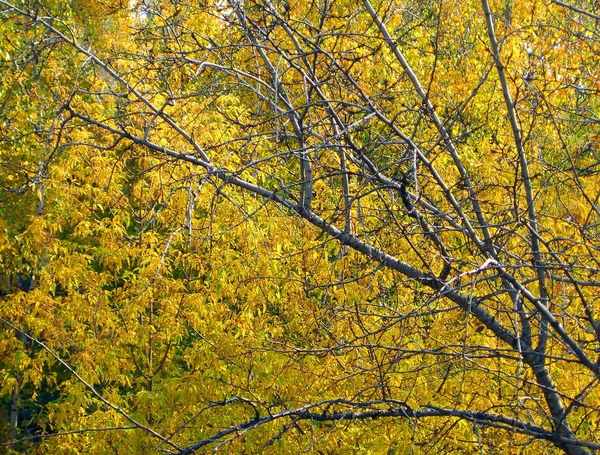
top-left (0, 0), bottom-right (599, 454)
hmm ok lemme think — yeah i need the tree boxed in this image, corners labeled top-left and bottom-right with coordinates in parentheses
top-left (0, 0), bottom-right (599, 453)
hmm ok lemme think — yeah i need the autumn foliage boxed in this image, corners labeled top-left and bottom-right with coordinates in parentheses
top-left (0, 0), bottom-right (599, 453)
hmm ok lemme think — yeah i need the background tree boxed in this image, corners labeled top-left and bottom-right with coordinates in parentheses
top-left (0, 0), bottom-right (599, 453)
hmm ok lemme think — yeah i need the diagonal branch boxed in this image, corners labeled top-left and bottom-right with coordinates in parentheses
top-left (63, 106), bottom-right (518, 350)
top-left (550, 0), bottom-right (600, 20)
top-left (0, 318), bottom-right (183, 452)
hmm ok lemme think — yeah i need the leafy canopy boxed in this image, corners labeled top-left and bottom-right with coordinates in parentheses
top-left (0, 0), bottom-right (599, 454)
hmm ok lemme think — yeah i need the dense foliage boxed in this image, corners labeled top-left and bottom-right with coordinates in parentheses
top-left (0, 0), bottom-right (599, 453)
